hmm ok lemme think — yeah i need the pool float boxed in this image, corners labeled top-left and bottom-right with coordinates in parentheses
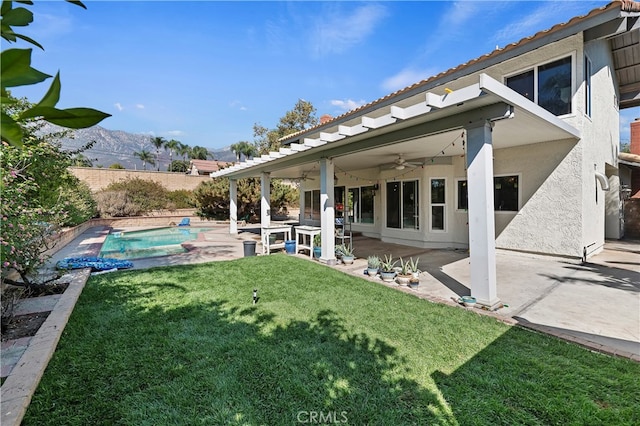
top-left (56, 256), bottom-right (134, 271)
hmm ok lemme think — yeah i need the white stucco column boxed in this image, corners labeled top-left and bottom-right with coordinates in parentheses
top-left (261, 172), bottom-right (271, 228)
top-left (319, 158), bottom-right (336, 264)
top-left (465, 121), bottom-right (500, 308)
top-left (229, 178), bottom-right (238, 235)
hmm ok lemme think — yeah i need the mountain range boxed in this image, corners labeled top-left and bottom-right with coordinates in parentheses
top-left (44, 124), bottom-right (236, 169)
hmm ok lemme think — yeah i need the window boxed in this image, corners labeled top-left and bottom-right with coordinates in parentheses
top-left (304, 190), bottom-right (321, 220)
top-left (456, 176), bottom-right (519, 212)
top-left (386, 180), bottom-right (419, 229)
top-left (457, 180), bottom-right (468, 210)
top-left (348, 185), bottom-right (375, 224)
top-left (494, 176), bottom-right (519, 211)
top-left (506, 56), bottom-right (572, 116)
top-left (430, 178), bottom-right (446, 231)
top-left (585, 56), bottom-right (592, 118)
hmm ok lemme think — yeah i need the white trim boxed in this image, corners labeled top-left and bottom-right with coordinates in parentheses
top-left (429, 177), bottom-right (447, 233)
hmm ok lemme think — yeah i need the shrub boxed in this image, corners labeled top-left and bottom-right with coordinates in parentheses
top-left (94, 191), bottom-right (141, 217)
top-left (58, 180), bottom-right (97, 226)
top-left (103, 178), bottom-right (169, 212)
top-left (167, 189), bottom-right (195, 209)
top-left (193, 177), bottom-right (298, 220)
top-left (109, 163), bottom-right (125, 169)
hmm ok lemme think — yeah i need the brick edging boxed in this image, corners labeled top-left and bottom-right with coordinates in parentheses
top-left (0, 269), bottom-right (91, 426)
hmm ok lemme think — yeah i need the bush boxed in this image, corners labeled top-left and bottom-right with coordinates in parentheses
top-left (109, 163), bottom-right (125, 169)
top-left (103, 178), bottom-right (169, 212)
top-left (94, 191), bottom-right (141, 217)
top-left (58, 180), bottom-right (97, 226)
top-left (167, 189), bottom-right (195, 209)
top-left (169, 160), bottom-right (190, 173)
top-left (193, 177), bottom-right (298, 220)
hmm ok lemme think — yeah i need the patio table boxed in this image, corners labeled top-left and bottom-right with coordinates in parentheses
top-left (294, 225), bottom-right (321, 258)
top-left (261, 224), bottom-right (292, 255)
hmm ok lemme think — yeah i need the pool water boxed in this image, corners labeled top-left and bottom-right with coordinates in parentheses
top-left (99, 227), bottom-right (211, 260)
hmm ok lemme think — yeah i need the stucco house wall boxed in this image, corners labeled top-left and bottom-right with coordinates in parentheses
top-left (300, 32), bottom-right (613, 258)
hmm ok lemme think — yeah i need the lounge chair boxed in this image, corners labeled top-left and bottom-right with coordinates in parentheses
top-left (177, 217), bottom-right (190, 227)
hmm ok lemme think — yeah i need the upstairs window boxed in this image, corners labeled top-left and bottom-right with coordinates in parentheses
top-left (506, 56), bottom-right (572, 116)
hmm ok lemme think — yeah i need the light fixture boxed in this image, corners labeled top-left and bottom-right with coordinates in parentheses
top-left (334, 174), bottom-right (338, 185)
top-left (395, 165), bottom-right (405, 170)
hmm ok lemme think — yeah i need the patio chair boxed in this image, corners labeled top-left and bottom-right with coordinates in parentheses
top-left (177, 217), bottom-right (190, 227)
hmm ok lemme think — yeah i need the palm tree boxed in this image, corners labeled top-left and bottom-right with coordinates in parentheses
top-left (241, 142), bottom-right (256, 161)
top-left (150, 136), bottom-right (166, 171)
top-left (177, 142), bottom-right (190, 161)
top-left (190, 145), bottom-right (210, 160)
top-left (165, 139), bottom-right (180, 171)
top-left (230, 141), bottom-right (255, 162)
top-left (230, 142), bottom-right (243, 162)
top-left (134, 149), bottom-right (155, 170)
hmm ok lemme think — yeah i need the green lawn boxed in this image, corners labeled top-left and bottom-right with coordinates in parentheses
top-left (24, 255), bottom-right (639, 425)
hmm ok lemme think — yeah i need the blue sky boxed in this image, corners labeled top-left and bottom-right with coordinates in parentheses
top-left (11, 0), bottom-right (638, 150)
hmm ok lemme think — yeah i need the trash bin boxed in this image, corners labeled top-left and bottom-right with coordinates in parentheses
top-left (285, 240), bottom-right (296, 255)
top-left (243, 240), bottom-right (256, 257)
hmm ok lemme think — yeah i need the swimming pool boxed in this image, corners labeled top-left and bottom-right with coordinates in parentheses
top-left (99, 227), bottom-right (211, 260)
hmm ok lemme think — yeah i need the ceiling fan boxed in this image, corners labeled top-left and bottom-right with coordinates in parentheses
top-left (389, 154), bottom-right (422, 170)
top-left (292, 173), bottom-right (315, 181)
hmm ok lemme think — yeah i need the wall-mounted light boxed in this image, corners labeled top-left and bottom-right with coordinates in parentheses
top-left (334, 174), bottom-right (338, 185)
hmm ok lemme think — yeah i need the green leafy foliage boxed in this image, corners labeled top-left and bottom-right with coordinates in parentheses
top-left (0, 97), bottom-right (97, 285)
top-left (108, 163), bottom-right (125, 169)
top-left (97, 178), bottom-right (168, 216)
top-left (193, 177), bottom-right (298, 220)
top-left (253, 99), bottom-right (318, 155)
top-left (1, 0), bottom-right (110, 146)
top-left (168, 159), bottom-right (189, 173)
top-left (167, 189), bottom-right (195, 209)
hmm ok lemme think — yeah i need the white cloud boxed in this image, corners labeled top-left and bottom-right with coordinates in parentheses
top-left (167, 130), bottom-right (184, 137)
top-left (381, 67), bottom-right (438, 93)
top-left (229, 100), bottom-right (248, 111)
top-left (114, 102), bottom-right (123, 111)
top-left (136, 104), bottom-right (145, 109)
top-left (311, 4), bottom-right (387, 57)
top-left (331, 99), bottom-right (367, 112)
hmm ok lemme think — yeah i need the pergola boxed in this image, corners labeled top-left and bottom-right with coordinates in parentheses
top-left (211, 74), bottom-right (580, 308)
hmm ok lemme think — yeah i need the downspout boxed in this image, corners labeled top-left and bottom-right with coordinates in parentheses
top-left (594, 169), bottom-right (610, 191)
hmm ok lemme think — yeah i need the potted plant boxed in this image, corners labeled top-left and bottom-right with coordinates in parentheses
top-left (396, 257), bottom-right (413, 285)
top-left (366, 255), bottom-right (380, 276)
top-left (407, 257), bottom-right (421, 279)
top-left (408, 276), bottom-right (419, 289)
top-left (313, 234), bottom-right (322, 259)
top-left (379, 254), bottom-right (397, 282)
top-left (339, 244), bottom-right (355, 265)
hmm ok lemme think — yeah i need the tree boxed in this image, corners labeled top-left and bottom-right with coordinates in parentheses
top-left (177, 141), bottom-right (190, 161)
top-left (168, 160), bottom-right (189, 173)
top-left (254, 99), bottom-right (317, 154)
top-left (165, 139), bottom-right (180, 171)
top-left (150, 136), bottom-right (166, 171)
top-left (194, 178), bottom-right (297, 220)
top-left (190, 145), bottom-right (210, 160)
top-left (1, 95), bottom-right (97, 288)
top-left (134, 149), bottom-right (155, 170)
top-left (1, 0), bottom-right (110, 147)
top-left (230, 140), bottom-right (255, 162)
top-left (70, 153), bottom-right (93, 167)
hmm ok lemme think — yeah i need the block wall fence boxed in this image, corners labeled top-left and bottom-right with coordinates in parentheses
top-left (69, 167), bottom-right (211, 192)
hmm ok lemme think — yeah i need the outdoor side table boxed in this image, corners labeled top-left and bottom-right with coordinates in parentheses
top-left (294, 225), bottom-right (321, 258)
top-left (261, 224), bottom-right (292, 254)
